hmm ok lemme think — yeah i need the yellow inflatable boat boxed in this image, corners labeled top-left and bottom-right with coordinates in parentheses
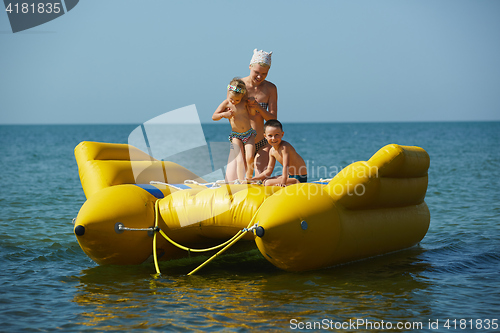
top-left (73, 141), bottom-right (430, 273)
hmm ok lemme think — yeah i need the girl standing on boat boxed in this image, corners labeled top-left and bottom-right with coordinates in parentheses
top-left (226, 49), bottom-right (278, 181)
top-left (213, 78), bottom-right (257, 182)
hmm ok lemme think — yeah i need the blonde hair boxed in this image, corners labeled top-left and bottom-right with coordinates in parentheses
top-left (250, 63), bottom-right (270, 68)
top-left (227, 77), bottom-right (247, 95)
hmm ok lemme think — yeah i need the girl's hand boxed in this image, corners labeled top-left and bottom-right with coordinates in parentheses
top-left (247, 98), bottom-right (258, 107)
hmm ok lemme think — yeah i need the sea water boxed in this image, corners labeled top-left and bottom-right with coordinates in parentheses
top-left (0, 122), bottom-right (499, 332)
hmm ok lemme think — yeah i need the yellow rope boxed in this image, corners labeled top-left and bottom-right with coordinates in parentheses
top-left (153, 200), bottom-right (161, 274)
top-left (152, 191), bottom-right (270, 275)
top-left (158, 228), bottom-right (243, 253)
top-left (152, 199), bottom-right (246, 274)
top-left (186, 221), bottom-right (253, 276)
top-left (186, 199), bottom-right (268, 276)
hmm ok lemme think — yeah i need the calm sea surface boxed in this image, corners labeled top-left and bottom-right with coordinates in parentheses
top-left (0, 122), bottom-right (499, 332)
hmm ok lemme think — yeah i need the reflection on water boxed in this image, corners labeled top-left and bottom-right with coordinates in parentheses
top-left (72, 247), bottom-right (433, 331)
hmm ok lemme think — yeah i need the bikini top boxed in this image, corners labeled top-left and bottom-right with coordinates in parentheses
top-left (258, 102), bottom-right (268, 110)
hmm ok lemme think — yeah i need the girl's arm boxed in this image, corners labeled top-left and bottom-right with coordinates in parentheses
top-left (212, 100), bottom-right (232, 121)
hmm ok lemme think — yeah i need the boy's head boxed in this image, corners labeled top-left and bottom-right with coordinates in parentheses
top-left (264, 119), bottom-right (284, 146)
top-left (227, 78), bottom-right (246, 105)
top-left (264, 119), bottom-right (283, 132)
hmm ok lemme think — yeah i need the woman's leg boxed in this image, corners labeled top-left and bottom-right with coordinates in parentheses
top-left (225, 145), bottom-right (238, 182)
top-left (254, 143), bottom-right (271, 176)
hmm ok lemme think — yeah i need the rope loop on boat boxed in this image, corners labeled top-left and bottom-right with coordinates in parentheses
top-left (185, 197), bottom-right (270, 276)
top-left (118, 225), bottom-right (154, 232)
top-left (152, 199), bottom-right (252, 275)
top-left (151, 179), bottom-right (264, 191)
top-left (186, 221), bottom-right (259, 276)
top-left (152, 185), bottom-right (271, 275)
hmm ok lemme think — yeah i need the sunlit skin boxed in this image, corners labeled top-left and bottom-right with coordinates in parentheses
top-left (228, 94), bottom-right (242, 106)
top-left (252, 125), bottom-right (307, 187)
top-left (249, 63), bottom-right (269, 85)
top-left (213, 91), bottom-right (254, 133)
top-left (213, 90), bottom-right (256, 181)
top-left (243, 64), bottom-right (277, 143)
top-left (225, 63), bottom-right (278, 182)
top-left (265, 125), bottom-right (283, 146)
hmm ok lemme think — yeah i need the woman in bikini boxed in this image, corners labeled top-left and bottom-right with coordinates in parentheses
top-left (225, 49), bottom-right (278, 181)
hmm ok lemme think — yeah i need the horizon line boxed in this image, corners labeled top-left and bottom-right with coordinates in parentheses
top-left (1, 119), bottom-right (500, 126)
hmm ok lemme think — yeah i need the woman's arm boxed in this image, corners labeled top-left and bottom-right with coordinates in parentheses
top-left (265, 83), bottom-right (278, 120)
top-left (246, 99), bottom-right (257, 117)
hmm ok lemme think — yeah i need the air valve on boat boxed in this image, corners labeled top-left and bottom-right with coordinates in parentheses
top-left (74, 225), bottom-right (85, 236)
top-left (255, 226), bottom-right (265, 237)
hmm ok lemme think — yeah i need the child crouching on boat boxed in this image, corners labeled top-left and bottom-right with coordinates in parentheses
top-left (251, 119), bottom-right (307, 187)
top-left (213, 78), bottom-right (257, 182)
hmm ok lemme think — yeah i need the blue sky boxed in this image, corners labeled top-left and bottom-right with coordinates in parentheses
top-left (1, 0), bottom-right (499, 124)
